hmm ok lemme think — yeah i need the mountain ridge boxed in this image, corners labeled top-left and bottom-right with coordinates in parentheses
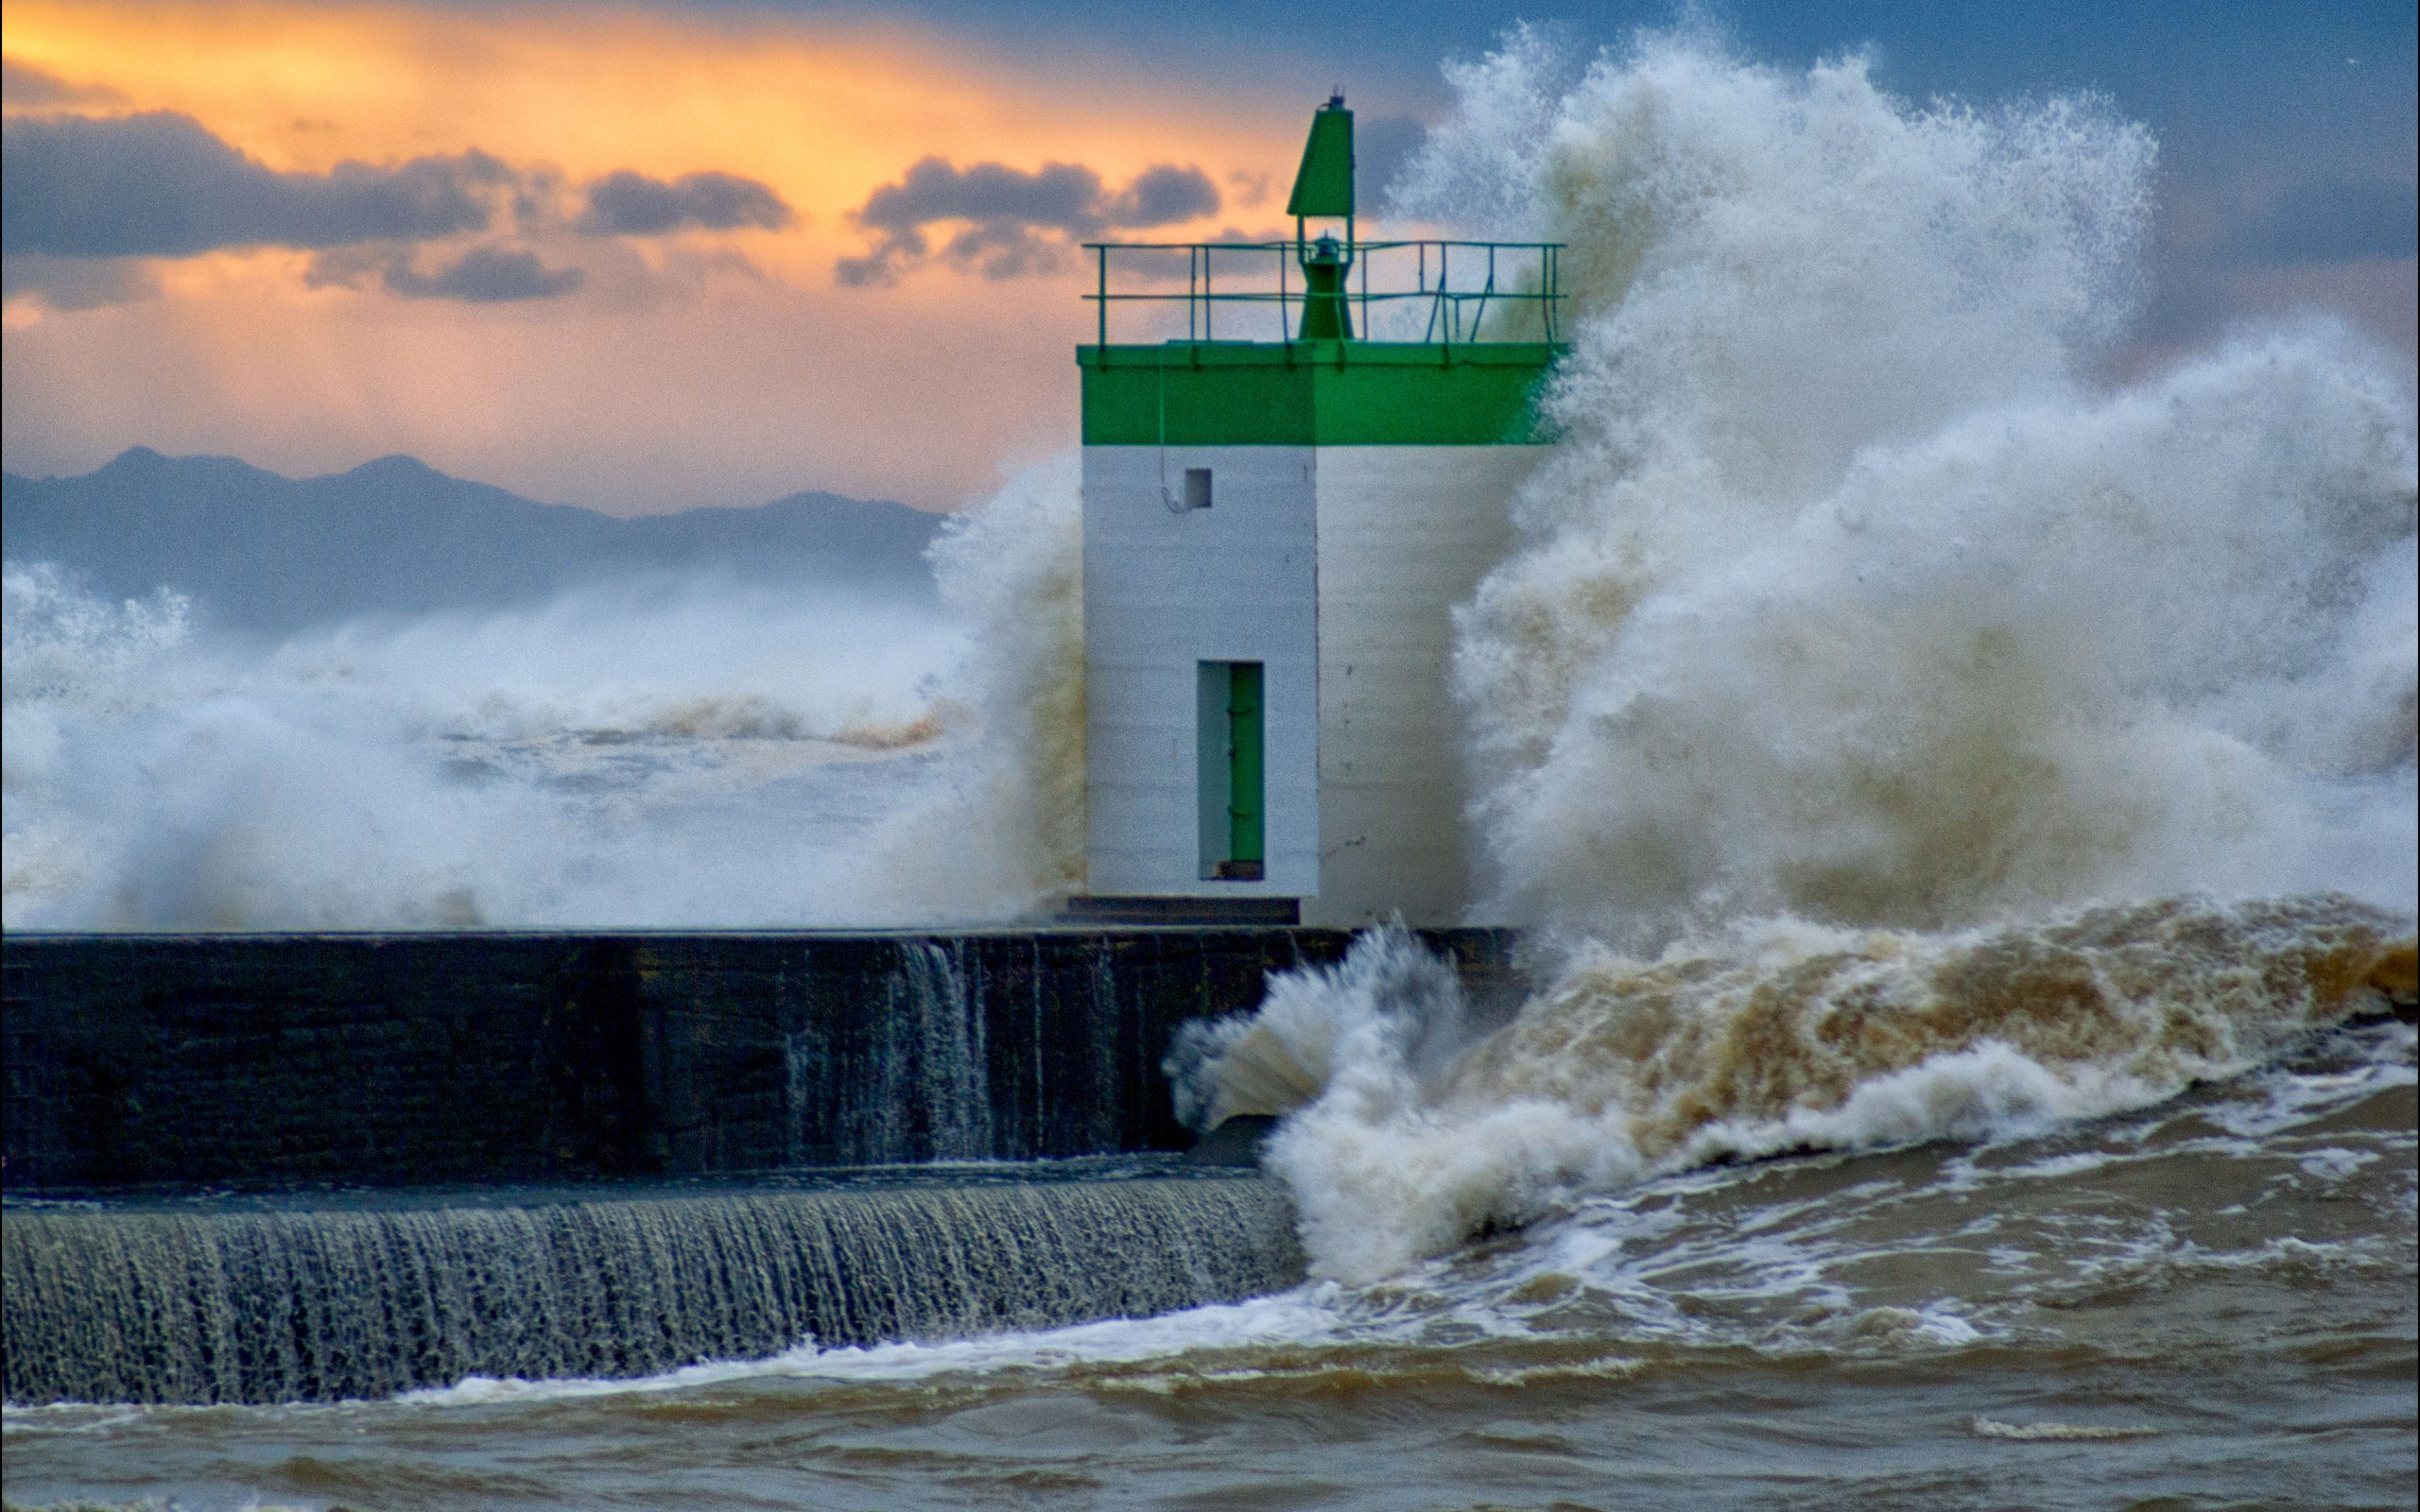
top-left (2, 448), bottom-right (948, 635)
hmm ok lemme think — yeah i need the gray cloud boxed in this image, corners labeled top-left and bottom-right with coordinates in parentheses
top-left (2, 112), bottom-right (510, 258)
top-left (577, 169), bottom-right (793, 235)
top-left (1, 57), bottom-right (128, 109)
top-left (0, 252), bottom-right (157, 310)
top-left (1107, 164), bottom-right (1222, 227)
top-left (386, 246), bottom-right (585, 301)
top-left (306, 243), bottom-right (585, 302)
top-left (1, 110), bottom-right (782, 303)
top-left (838, 156), bottom-right (1219, 284)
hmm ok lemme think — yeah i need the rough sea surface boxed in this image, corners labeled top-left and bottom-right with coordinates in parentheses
top-left (5, 1012), bottom-right (2411, 1510)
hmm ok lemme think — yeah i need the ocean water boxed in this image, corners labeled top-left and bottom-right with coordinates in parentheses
top-left (5, 1014), bottom-right (2411, 1509)
top-left (6, 27), bottom-right (2416, 1512)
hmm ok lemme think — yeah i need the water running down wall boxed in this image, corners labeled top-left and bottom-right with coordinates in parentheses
top-left (4, 1176), bottom-right (1304, 1405)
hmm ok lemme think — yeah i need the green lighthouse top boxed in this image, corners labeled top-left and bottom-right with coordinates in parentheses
top-left (1287, 94), bottom-right (1354, 219)
top-left (1076, 94), bottom-right (1567, 447)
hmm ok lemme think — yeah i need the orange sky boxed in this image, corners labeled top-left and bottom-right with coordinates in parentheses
top-left (2, 1), bottom-right (1310, 510)
top-left (8, 3), bottom-right (2409, 512)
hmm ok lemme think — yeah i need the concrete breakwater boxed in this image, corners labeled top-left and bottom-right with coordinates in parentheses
top-left (4, 927), bottom-right (1507, 1404)
top-left (3, 928), bottom-right (1517, 1192)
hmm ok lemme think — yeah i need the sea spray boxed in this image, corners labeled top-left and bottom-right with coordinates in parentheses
top-left (1167, 921), bottom-right (1478, 1133)
top-left (1409, 35), bottom-right (2415, 946)
top-left (1, 566), bottom-right (192, 910)
top-left (2, 450), bottom-right (1092, 928)
top-left (1, 568), bottom-right (962, 928)
top-left (1180, 31), bottom-right (2419, 1283)
top-left (873, 455), bottom-right (1087, 919)
top-left (1471, 336), bottom-right (2417, 945)
top-left (1178, 902), bottom-right (2415, 1282)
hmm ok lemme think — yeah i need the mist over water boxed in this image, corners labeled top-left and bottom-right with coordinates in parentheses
top-left (2, 561), bottom-right (974, 928)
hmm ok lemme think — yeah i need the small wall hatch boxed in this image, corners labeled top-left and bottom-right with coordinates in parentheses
top-left (1183, 467), bottom-right (1214, 509)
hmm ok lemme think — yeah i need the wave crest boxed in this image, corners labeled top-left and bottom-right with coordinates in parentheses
top-left (1182, 900), bottom-right (2413, 1282)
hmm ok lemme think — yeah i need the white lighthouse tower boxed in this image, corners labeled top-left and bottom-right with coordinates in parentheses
top-left (1070, 97), bottom-right (1564, 928)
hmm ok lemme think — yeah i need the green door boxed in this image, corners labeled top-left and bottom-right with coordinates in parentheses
top-left (1225, 662), bottom-right (1264, 873)
top-left (1199, 661), bottom-right (1266, 880)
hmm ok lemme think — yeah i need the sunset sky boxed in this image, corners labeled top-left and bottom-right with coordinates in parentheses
top-left (4, 1), bottom-right (2413, 513)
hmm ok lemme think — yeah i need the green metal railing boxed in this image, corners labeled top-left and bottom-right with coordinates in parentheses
top-left (1083, 239), bottom-right (1565, 347)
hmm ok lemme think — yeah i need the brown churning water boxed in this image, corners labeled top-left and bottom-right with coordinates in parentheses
top-left (4, 981), bottom-right (2410, 1510)
top-left (1181, 896), bottom-right (2414, 1282)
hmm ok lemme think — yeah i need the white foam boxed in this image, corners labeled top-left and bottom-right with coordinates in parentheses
top-left (1972, 1418), bottom-right (2159, 1441)
top-left (398, 1286), bottom-right (1348, 1407)
top-left (2294, 1148), bottom-right (2380, 1181)
top-left (1409, 37), bottom-right (2415, 948)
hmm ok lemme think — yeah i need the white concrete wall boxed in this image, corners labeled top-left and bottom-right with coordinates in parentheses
top-left (1309, 446), bottom-right (1542, 927)
top-left (1081, 445), bottom-right (1319, 898)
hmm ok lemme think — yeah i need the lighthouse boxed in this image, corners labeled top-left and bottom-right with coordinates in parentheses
top-left (1071, 96), bottom-right (1564, 928)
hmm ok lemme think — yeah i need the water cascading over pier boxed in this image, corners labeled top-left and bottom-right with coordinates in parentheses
top-left (4, 1177), bottom-right (1302, 1405)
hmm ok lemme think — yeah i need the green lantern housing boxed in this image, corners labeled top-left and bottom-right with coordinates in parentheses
top-left (1287, 94), bottom-right (1355, 219)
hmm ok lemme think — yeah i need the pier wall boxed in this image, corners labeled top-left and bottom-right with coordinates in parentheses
top-left (2, 929), bottom-right (1517, 1192)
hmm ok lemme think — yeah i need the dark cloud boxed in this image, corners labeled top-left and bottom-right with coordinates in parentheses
top-left (1, 57), bottom-right (127, 109)
top-left (577, 169), bottom-right (794, 235)
top-left (2, 112), bottom-right (510, 258)
top-left (1106, 164), bottom-right (1221, 227)
top-left (307, 244), bottom-right (585, 302)
top-left (858, 159), bottom-right (1101, 239)
top-left (838, 156), bottom-right (1219, 284)
top-left (387, 246), bottom-right (586, 301)
top-left (0, 111), bottom-right (769, 305)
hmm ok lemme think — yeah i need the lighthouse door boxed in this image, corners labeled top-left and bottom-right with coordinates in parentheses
top-left (1198, 660), bottom-right (1266, 880)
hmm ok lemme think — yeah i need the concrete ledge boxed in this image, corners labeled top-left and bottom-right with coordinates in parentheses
top-left (1064, 896), bottom-right (1303, 925)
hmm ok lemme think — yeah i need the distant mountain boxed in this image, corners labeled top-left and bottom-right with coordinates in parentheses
top-left (2, 448), bottom-right (947, 635)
